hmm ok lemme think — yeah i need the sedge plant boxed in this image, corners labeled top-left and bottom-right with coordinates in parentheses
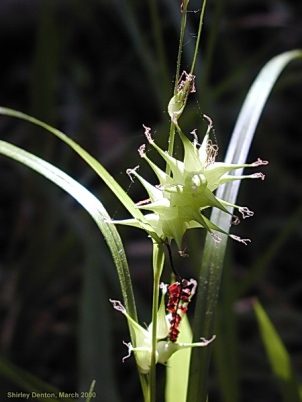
top-left (0, 1), bottom-right (302, 401)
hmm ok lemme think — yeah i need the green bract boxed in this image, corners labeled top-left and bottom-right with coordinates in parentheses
top-left (112, 120), bottom-right (268, 250)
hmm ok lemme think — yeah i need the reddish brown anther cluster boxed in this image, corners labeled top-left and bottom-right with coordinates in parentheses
top-left (166, 279), bottom-right (193, 342)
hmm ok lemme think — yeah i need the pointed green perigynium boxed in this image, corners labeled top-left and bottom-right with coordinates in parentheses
top-left (110, 281), bottom-right (215, 374)
top-left (168, 71), bottom-right (196, 123)
top-left (112, 119), bottom-right (268, 250)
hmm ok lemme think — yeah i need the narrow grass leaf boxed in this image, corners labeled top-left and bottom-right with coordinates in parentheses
top-left (0, 355), bottom-right (72, 402)
top-left (0, 107), bottom-right (160, 243)
top-left (0, 110), bottom-right (152, 396)
top-left (0, 139), bottom-right (149, 397)
top-left (85, 380), bottom-right (96, 402)
top-left (254, 300), bottom-right (302, 402)
top-left (0, 140), bottom-right (137, 319)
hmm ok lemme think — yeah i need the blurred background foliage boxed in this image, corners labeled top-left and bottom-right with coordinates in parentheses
top-left (0, 0), bottom-right (301, 401)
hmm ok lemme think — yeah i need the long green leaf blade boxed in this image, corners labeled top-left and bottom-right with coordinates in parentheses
top-left (0, 139), bottom-right (149, 396)
top-left (0, 140), bottom-right (137, 319)
top-left (187, 50), bottom-right (302, 402)
top-left (0, 107), bottom-right (160, 243)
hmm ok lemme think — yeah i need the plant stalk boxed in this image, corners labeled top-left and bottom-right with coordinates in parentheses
top-left (167, 0), bottom-right (190, 169)
top-left (190, 0), bottom-right (207, 75)
top-left (149, 241), bottom-right (165, 402)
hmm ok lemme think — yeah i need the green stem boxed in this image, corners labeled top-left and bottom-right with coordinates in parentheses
top-left (167, 0), bottom-right (189, 169)
top-left (190, 0), bottom-right (207, 75)
top-left (141, 375), bottom-right (150, 402)
top-left (174, 0), bottom-right (189, 95)
top-left (149, 242), bottom-right (165, 402)
top-left (167, 0), bottom-right (207, 164)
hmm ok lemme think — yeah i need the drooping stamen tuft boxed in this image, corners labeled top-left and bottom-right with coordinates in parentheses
top-left (190, 129), bottom-right (199, 146)
top-left (251, 172), bottom-right (266, 180)
top-left (239, 206), bottom-right (254, 219)
top-left (126, 166), bottom-right (140, 182)
top-left (142, 124), bottom-right (153, 143)
top-left (206, 139), bottom-right (219, 165)
top-left (252, 158), bottom-right (269, 167)
top-left (230, 235), bottom-right (251, 245)
top-left (138, 144), bottom-right (146, 158)
top-left (110, 299), bottom-right (127, 314)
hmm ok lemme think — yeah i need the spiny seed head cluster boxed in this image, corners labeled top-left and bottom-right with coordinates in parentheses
top-left (112, 117), bottom-right (268, 250)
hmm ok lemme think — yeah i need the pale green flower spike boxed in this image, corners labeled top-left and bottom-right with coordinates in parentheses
top-left (110, 280), bottom-right (215, 374)
top-left (111, 116), bottom-right (268, 250)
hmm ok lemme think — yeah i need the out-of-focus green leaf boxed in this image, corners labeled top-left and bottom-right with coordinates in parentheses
top-left (76, 213), bottom-right (120, 401)
top-left (237, 204), bottom-right (302, 297)
top-left (254, 300), bottom-right (302, 402)
top-left (213, 260), bottom-right (239, 402)
top-left (0, 355), bottom-right (73, 402)
top-left (112, 0), bottom-right (167, 110)
top-left (85, 380), bottom-right (96, 402)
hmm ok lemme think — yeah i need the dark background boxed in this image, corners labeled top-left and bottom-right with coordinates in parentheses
top-left (0, 0), bottom-right (302, 401)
